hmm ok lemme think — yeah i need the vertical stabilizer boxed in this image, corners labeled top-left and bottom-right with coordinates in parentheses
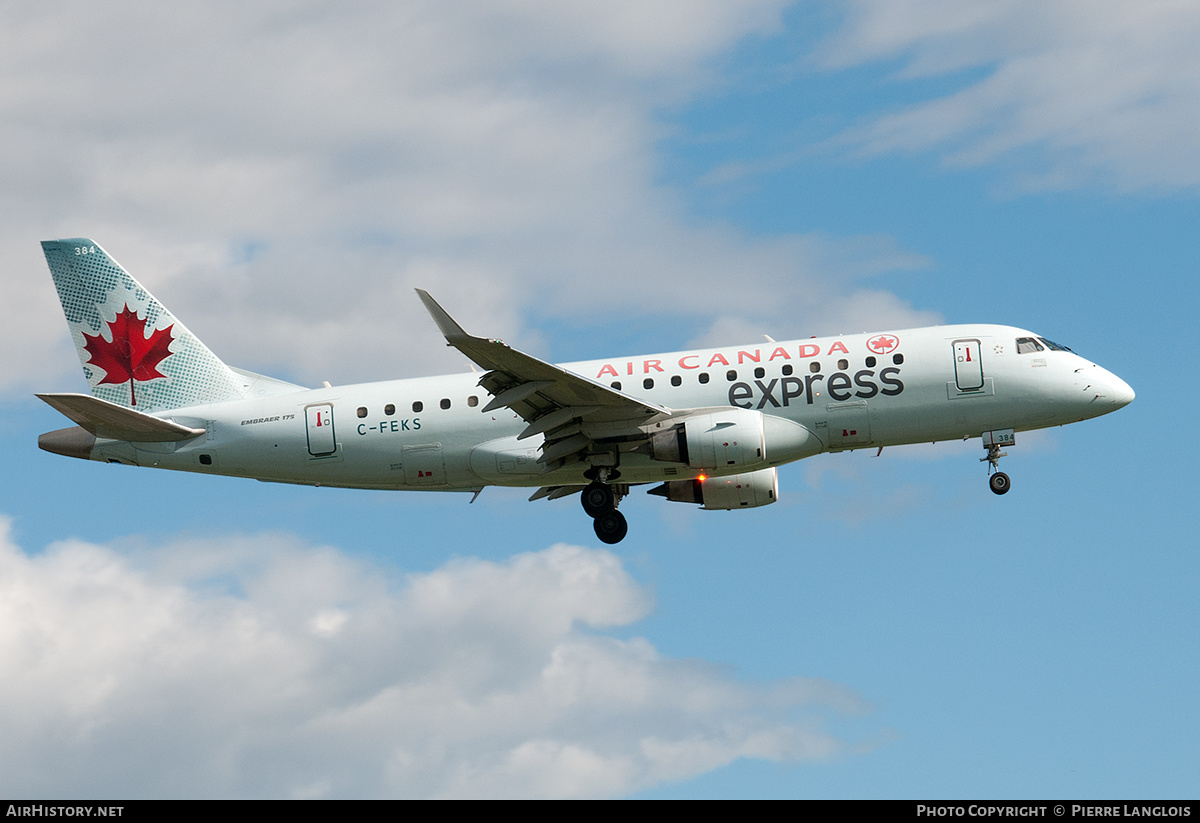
top-left (42, 238), bottom-right (250, 412)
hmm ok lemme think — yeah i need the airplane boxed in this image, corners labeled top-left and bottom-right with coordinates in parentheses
top-left (36, 238), bottom-right (1134, 544)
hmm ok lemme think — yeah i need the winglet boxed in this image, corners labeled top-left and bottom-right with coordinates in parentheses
top-left (415, 289), bottom-right (471, 343)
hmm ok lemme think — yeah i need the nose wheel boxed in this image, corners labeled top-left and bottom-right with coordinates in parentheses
top-left (981, 442), bottom-right (1011, 495)
top-left (581, 475), bottom-right (629, 544)
top-left (988, 471), bottom-right (1010, 495)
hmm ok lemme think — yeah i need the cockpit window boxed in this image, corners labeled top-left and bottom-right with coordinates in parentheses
top-left (1016, 337), bottom-right (1044, 354)
top-left (1038, 337), bottom-right (1073, 352)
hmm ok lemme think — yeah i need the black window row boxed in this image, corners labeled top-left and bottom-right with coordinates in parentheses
top-left (610, 354), bottom-right (903, 391)
top-left (356, 396), bottom-right (479, 418)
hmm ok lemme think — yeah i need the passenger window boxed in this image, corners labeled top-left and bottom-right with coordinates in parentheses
top-left (412, 401), bottom-right (423, 413)
top-left (754, 367), bottom-right (765, 379)
top-left (356, 407), bottom-right (367, 418)
top-left (865, 356), bottom-right (876, 368)
top-left (670, 375), bottom-right (681, 387)
top-left (467, 395), bottom-right (478, 407)
top-left (440, 398), bottom-right (451, 410)
top-left (892, 354), bottom-right (904, 365)
top-left (698, 373), bottom-right (710, 384)
top-left (809, 362), bottom-right (821, 374)
top-left (782, 364), bottom-right (793, 376)
top-left (611, 381), bottom-right (622, 390)
top-left (726, 370), bottom-right (737, 382)
top-left (643, 378), bottom-right (654, 390)
top-left (384, 404), bottom-right (395, 416)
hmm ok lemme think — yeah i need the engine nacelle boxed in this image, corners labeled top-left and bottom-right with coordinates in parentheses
top-left (649, 467), bottom-right (779, 510)
top-left (647, 408), bottom-right (766, 470)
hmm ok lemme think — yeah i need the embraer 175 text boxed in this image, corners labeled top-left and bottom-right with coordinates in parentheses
top-left (37, 239), bottom-right (1134, 543)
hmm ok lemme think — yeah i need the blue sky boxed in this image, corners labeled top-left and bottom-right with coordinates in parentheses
top-left (1, 0), bottom-right (1195, 798)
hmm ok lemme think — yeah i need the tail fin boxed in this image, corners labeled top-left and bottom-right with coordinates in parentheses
top-left (42, 238), bottom-right (298, 412)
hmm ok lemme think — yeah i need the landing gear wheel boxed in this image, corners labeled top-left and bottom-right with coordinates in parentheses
top-left (989, 471), bottom-right (1011, 495)
top-left (593, 510), bottom-right (628, 544)
top-left (581, 482), bottom-right (615, 517)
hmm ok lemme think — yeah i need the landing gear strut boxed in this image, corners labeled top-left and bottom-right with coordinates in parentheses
top-left (981, 443), bottom-right (1011, 496)
top-left (581, 470), bottom-right (628, 544)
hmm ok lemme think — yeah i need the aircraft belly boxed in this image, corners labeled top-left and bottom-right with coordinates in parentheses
top-left (506, 455), bottom-right (722, 487)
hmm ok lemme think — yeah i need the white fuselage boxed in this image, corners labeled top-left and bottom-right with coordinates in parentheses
top-left (83, 324), bottom-right (1134, 492)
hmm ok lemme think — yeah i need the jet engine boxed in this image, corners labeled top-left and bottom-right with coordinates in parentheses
top-left (649, 466), bottom-right (778, 510)
top-left (645, 408), bottom-right (765, 469)
top-left (644, 408), bottom-right (819, 469)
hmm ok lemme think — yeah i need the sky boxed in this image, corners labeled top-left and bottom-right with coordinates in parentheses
top-left (1, 0), bottom-right (1196, 799)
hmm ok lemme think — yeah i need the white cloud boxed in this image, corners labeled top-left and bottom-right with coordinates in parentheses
top-left (0, 517), bottom-right (869, 798)
top-left (3, 0), bottom-right (937, 394)
top-left (817, 0), bottom-right (1200, 192)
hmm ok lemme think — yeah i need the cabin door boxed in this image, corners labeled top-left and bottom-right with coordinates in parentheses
top-left (305, 403), bottom-right (337, 456)
top-left (953, 339), bottom-right (985, 392)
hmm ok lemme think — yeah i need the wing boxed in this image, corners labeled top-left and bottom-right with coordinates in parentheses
top-left (417, 290), bottom-right (672, 474)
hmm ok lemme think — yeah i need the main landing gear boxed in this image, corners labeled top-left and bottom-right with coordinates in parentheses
top-left (982, 442), bottom-right (1011, 496)
top-left (581, 470), bottom-right (628, 544)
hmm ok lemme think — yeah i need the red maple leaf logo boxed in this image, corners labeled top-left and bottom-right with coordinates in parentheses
top-left (867, 334), bottom-right (899, 355)
top-left (82, 304), bottom-right (174, 406)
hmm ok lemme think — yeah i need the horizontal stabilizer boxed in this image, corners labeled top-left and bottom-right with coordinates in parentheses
top-left (36, 392), bottom-right (205, 442)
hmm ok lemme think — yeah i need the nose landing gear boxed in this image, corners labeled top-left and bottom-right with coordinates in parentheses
top-left (982, 442), bottom-right (1011, 495)
top-left (581, 469), bottom-right (628, 544)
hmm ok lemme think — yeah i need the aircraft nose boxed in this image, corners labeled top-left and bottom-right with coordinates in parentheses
top-left (1109, 373), bottom-right (1135, 408)
top-left (1070, 362), bottom-right (1133, 416)
top-left (1087, 364), bottom-right (1134, 409)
